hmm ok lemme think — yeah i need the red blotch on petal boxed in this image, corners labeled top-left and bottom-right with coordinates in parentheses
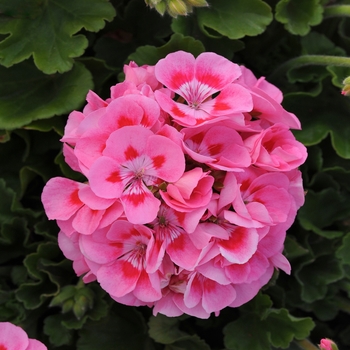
top-left (171, 105), bottom-right (187, 118)
top-left (213, 101), bottom-right (230, 111)
top-left (172, 72), bottom-right (188, 87)
top-left (125, 145), bottom-right (139, 160)
top-left (220, 227), bottom-right (246, 250)
top-left (69, 189), bottom-right (81, 206)
top-left (126, 192), bottom-right (146, 205)
top-left (208, 143), bottom-right (223, 156)
top-left (117, 116), bottom-right (135, 128)
top-left (0, 344), bottom-right (7, 350)
top-left (122, 260), bottom-right (140, 277)
top-left (198, 74), bottom-right (222, 89)
top-left (106, 171), bottom-right (121, 183)
top-left (152, 155), bottom-right (165, 169)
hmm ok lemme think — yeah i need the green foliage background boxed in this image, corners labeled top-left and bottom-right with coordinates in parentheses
top-left (0, 0), bottom-right (350, 349)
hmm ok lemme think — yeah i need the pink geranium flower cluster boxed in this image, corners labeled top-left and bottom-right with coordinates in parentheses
top-left (42, 51), bottom-right (307, 318)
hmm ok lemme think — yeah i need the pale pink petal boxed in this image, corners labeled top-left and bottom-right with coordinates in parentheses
top-left (89, 156), bottom-right (125, 199)
top-left (153, 291), bottom-right (184, 317)
top-left (155, 51), bottom-right (195, 94)
top-left (0, 322), bottom-right (29, 350)
top-left (202, 279), bottom-right (236, 313)
top-left (41, 178), bottom-right (85, 220)
top-left (78, 186), bottom-right (115, 210)
top-left (224, 263), bottom-right (251, 284)
top-left (72, 206), bottom-right (104, 235)
top-left (133, 270), bottom-right (162, 302)
top-left (218, 227), bottom-right (259, 264)
top-left (195, 52), bottom-right (242, 90)
top-left (27, 339), bottom-right (48, 350)
top-left (97, 259), bottom-right (141, 297)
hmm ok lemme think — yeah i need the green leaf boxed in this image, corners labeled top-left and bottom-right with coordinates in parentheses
top-left (336, 232), bottom-right (350, 265)
top-left (296, 255), bottom-right (344, 302)
top-left (128, 33), bottom-right (205, 66)
top-left (266, 309), bottom-right (315, 348)
top-left (148, 314), bottom-right (189, 345)
top-left (77, 307), bottom-right (150, 350)
top-left (44, 313), bottom-right (74, 346)
top-left (0, 0), bottom-right (116, 73)
top-left (275, 0), bottom-right (323, 36)
top-left (224, 309), bottom-right (314, 350)
top-left (284, 85), bottom-right (350, 158)
top-left (0, 61), bottom-right (93, 130)
top-left (298, 188), bottom-right (350, 237)
top-left (0, 0), bottom-right (44, 19)
top-left (197, 0), bottom-right (273, 39)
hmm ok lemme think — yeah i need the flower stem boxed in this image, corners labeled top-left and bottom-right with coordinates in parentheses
top-left (324, 5), bottom-right (350, 18)
top-left (268, 55), bottom-right (350, 83)
top-left (295, 339), bottom-right (319, 350)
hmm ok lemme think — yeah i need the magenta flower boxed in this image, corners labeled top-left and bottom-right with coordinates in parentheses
top-left (319, 338), bottom-right (338, 350)
top-left (0, 322), bottom-right (47, 350)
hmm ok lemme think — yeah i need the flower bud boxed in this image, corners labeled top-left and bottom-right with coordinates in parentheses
top-left (319, 338), bottom-right (339, 350)
top-left (342, 76), bottom-right (350, 96)
top-left (154, 1), bottom-right (167, 15)
top-left (166, 0), bottom-right (190, 17)
top-left (186, 0), bottom-right (208, 7)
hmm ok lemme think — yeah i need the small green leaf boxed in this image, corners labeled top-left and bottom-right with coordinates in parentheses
top-left (197, 0), bottom-right (273, 39)
top-left (296, 255), bottom-right (344, 302)
top-left (0, 0), bottom-right (116, 73)
top-left (336, 232), bottom-right (350, 265)
top-left (275, 0), bottom-right (323, 36)
top-left (128, 33), bottom-right (205, 66)
top-left (148, 314), bottom-right (189, 344)
top-left (44, 313), bottom-right (74, 346)
top-left (284, 86), bottom-right (350, 158)
top-left (0, 61), bottom-right (93, 130)
top-left (298, 188), bottom-right (350, 237)
top-left (77, 308), bottom-right (150, 350)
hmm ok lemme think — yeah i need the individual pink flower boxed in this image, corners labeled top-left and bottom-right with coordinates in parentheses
top-left (182, 123), bottom-right (251, 171)
top-left (154, 51), bottom-right (253, 126)
top-left (221, 169), bottom-right (295, 228)
top-left (160, 167), bottom-right (214, 212)
top-left (80, 220), bottom-right (162, 303)
top-left (88, 125), bottom-right (185, 224)
top-left (243, 123), bottom-right (307, 171)
top-left (147, 204), bottom-right (202, 272)
top-left (237, 66), bottom-right (301, 129)
top-left (41, 178), bottom-right (124, 236)
top-left (319, 338), bottom-right (338, 350)
top-left (0, 322), bottom-right (47, 350)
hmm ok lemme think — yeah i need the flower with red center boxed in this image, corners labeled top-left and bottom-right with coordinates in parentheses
top-left (89, 125), bottom-right (185, 224)
top-left (154, 51), bottom-right (253, 126)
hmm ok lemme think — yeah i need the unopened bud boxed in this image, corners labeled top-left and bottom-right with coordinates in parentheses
top-left (155, 1), bottom-right (167, 15)
top-left (186, 0), bottom-right (208, 7)
top-left (167, 0), bottom-right (190, 17)
top-left (319, 338), bottom-right (339, 350)
top-left (342, 76), bottom-right (350, 96)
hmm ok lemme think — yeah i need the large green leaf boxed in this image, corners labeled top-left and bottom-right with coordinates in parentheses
top-left (196, 0), bottom-right (273, 40)
top-left (284, 86), bottom-right (350, 158)
top-left (0, 0), bottom-right (116, 73)
top-left (0, 61), bottom-right (93, 130)
top-left (275, 0), bottom-right (323, 36)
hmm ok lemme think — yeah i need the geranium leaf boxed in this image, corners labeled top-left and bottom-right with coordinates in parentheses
top-left (296, 255), bottom-right (344, 302)
top-left (336, 232), bottom-right (350, 265)
top-left (298, 188), bottom-right (350, 238)
top-left (0, 0), bottom-right (116, 73)
top-left (284, 86), bottom-right (350, 158)
top-left (128, 33), bottom-right (205, 66)
top-left (0, 61), bottom-right (93, 130)
top-left (77, 308), bottom-right (150, 350)
top-left (275, 0), bottom-right (323, 36)
top-left (196, 0), bottom-right (273, 40)
top-left (265, 309), bottom-right (315, 348)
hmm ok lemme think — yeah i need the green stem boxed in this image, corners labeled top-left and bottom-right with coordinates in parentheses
top-left (324, 5), bottom-right (350, 18)
top-left (268, 55), bottom-right (350, 83)
top-left (295, 339), bottom-right (319, 350)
